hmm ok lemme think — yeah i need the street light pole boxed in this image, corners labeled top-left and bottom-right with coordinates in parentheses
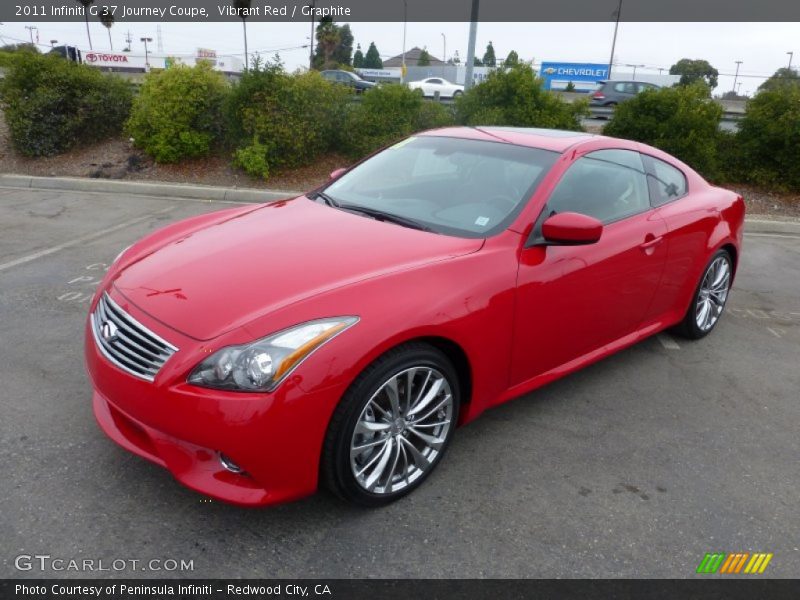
top-left (608, 0), bottom-right (622, 80)
top-left (788, 51), bottom-right (794, 70)
top-left (141, 37), bottom-right (153, 69)
top-left (732, 60), bottom-right (742, 94)
top-left (401, 0), bottom-right (407, 83)
top-left (441, 33), bottom-right (446, 77)
top-left (625, 63), bottom-right (644, 80)
top-left (464, 0), bottom-right (479, 90)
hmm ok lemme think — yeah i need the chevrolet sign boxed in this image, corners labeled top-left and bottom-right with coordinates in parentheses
top-left (539, 62), bottom-right (610, 90)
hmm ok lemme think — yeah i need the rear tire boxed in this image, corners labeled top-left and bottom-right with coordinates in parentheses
top-left (673, 249), bottom-right (733, 340)
top-left (322, 343), bottom-right (460, 507)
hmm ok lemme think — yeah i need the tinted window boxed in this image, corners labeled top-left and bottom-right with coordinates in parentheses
top-left (614, 82), bottom-right (636, 94)
top-left (322, 136), bottom-right (559, 238)
top-left (546, 149), bottom-right (651, 223)
top-left (428, 78), bottom-right (442, 84)
top-left (646, 156), bottom-right (688, 206)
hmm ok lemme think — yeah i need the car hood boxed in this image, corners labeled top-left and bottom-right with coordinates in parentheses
top-left (113, 197), bottom-right (483, 340)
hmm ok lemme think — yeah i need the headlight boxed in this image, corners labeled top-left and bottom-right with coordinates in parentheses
top-left (187, 317), bottom-right (359, 392)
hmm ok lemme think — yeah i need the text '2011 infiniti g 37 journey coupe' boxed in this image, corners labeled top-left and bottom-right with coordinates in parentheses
top-left (85, 127), bottom-right (744, 507)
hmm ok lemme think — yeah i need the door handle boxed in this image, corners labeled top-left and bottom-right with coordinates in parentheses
top-left (640, 234), bottom-right (664, 253)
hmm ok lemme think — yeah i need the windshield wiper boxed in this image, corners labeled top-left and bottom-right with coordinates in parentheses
top-left (337, 204), bottom-right (435, 233)
top-left (311, 191), bottom-right (340, 207)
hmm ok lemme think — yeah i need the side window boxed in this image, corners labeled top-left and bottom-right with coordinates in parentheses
top-left (636, 83), bottom-right (653, 93)
top-left (428, 78), bottom-right (442, 85)
top-left (645, 156), bottom-right (688, 206)
top-left (614, 82), bottom-right (636, 94)
top-left (546, 149), bottom-right (651, 223)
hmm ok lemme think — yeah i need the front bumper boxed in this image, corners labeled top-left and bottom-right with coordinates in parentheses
top-left (84, 294), bottom-right (346, 507)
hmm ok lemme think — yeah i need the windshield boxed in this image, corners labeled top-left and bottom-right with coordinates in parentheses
top-left (321, 136), bottom-right (559, 238)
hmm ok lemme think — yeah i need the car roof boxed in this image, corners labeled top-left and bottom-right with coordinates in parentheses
top-left (420, 126), bottom-right (601, 153)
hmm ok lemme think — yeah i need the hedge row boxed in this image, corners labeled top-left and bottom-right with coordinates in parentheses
top-left (604, 82), bottom-right (800, 191)
top-left (0, 52), bottom-right (132, 157)
top-left (2, 52), bottom-right (798, 191)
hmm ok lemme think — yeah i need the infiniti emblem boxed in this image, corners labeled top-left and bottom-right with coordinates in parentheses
top-left (101, 320), bottom-right (119, 342)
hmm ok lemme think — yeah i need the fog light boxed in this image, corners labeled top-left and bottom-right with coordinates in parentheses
top-left (218, 452), bottom-right (245, 474)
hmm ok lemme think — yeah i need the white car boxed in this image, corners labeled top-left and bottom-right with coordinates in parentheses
top-left (407, 77), bottom-right (464, 98)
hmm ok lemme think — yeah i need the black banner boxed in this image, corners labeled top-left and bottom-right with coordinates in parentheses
top-left (2, 0), bottom-right (800, 23)
top-left (3, 580), bottom-right (800, 600)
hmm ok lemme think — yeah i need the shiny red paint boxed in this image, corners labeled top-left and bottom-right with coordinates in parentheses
top-left (85, 128), bottom-right (745, 506)
top-left (541, 212), bottom-right (604, 244)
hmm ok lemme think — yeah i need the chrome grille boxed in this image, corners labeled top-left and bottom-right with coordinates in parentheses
top-left (91, 292), bottom-right (178, 381)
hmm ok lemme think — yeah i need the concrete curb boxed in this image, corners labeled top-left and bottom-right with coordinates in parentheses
top-left (1, 174), bottom-right (799, 235)
top-left (0, 174), bottom-right (301, 204)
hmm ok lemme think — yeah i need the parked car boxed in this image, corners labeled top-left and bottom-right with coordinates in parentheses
top-left (408, 77), bottom-right (464, 98)
top-left (590, 80), bottom-right (661, 106)
top-left (320, 69), bottom-right (376, 92)
top-left (86, 127), bottom-right (744, 508)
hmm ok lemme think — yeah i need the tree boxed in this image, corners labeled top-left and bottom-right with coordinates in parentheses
top-left (99, 11), bottom-right (114, 51)
top-left (75, 0), bottom-right (94, 50)
top-left (0, 43), bottom-right (39, 54)
top-left (312, 17), bottom-right (340, 70)
top-left (363, 42), bottom-right (382, 69)
top-left (758, 67), bottom-right (799, 92)
top-left (669, 58), bottom-right (719, 89)
top-left (482, 41), bottom-right (496, 67)
top-left (417, 47), bottom-right (431, 67)
top-left (473, 56), bottom-right (483, 66)
top-left (332, 24), bottom-right (353, 66)
top-left (504, 50), bottom-right (519, 67)
top-left (353, 43), bottom-right (364, 68)
top-left (233, 0), bottom-right (252, 70)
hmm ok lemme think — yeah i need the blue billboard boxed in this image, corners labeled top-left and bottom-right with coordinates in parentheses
top-left (539, 62), bottom-right (609, 90)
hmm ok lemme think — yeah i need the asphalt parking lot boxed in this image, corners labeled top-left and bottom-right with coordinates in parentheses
top-left (0, 184), bottom-right (798, 579)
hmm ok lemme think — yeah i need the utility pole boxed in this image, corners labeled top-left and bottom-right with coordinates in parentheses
top-left (308, 1), bottom-right (315, 70)
top-left (25, 25), bottom-right (37, 45)
top-left (464, 0), bottom-right (479, 90)
top-left (441, 32), bottom-right (446, 77)
top-left (732, 60), bottom-right (742, 94)
top-left (141, 37), bottom-right (153, 69)
top-left (124, 30), bottom-right (132, 52)
top-left (608, 0), bottom-right (622, 80)
top-left (788, 51), bottom-right (794, 70)
top-left (401, 0), bottom-right (408, 83)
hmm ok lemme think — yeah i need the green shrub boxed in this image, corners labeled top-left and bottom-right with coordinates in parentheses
top-left (0, 52), bottom-right (132, 157)
top-left (127, 63), bottom-right (229, 163)
top-left (735, 85), bottom-right (800, 191)
top-left (455, 63), bottom-right (588, 130)
top-left (343, 84), bottom-right (455, 157)
top-left (233, 138), bottom-right (271, 180)
top-left (226, 62), bottom-right (351, 178)
top-left (604, 83), bottom-right (723, 177)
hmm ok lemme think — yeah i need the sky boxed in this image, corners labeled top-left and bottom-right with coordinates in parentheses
top-left (1, 21), bottom-right (797, 95)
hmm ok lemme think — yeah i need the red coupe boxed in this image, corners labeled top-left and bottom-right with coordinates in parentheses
top-left (85, 127), bottom-right (744, 507)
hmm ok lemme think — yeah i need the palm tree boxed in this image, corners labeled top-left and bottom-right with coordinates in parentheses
top-left (99, 12), bottom-right (114, 51)
top-left (233, 0), bottom-right (251, 70)
top-left (75, 0), bottom-right (94, 50)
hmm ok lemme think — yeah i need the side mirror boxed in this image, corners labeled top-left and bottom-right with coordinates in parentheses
top-left (541, 212), bottom-right (603, 245)
top-left (329, 168), bottom-right (347, 180)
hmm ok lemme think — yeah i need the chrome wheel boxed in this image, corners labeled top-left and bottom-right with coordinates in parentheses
top-left (695, 255), bottom-right (731, 332)
top-left (350, 367), bottom-right (454, 495)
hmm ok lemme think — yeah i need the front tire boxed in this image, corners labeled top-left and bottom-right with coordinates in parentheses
top-left (322, 343), bottom-right (460, 507)
top-left (673, 249), bottom-right (733, 339)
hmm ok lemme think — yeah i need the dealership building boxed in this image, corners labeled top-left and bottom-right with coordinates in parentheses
top-left (76, 48), bottom-right (244, 76)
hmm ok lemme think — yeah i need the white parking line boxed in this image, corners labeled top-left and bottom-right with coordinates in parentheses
top-left (657, 334), bottom-right (681, 350)
top-left (0, 206), bottom-right (175, 273)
